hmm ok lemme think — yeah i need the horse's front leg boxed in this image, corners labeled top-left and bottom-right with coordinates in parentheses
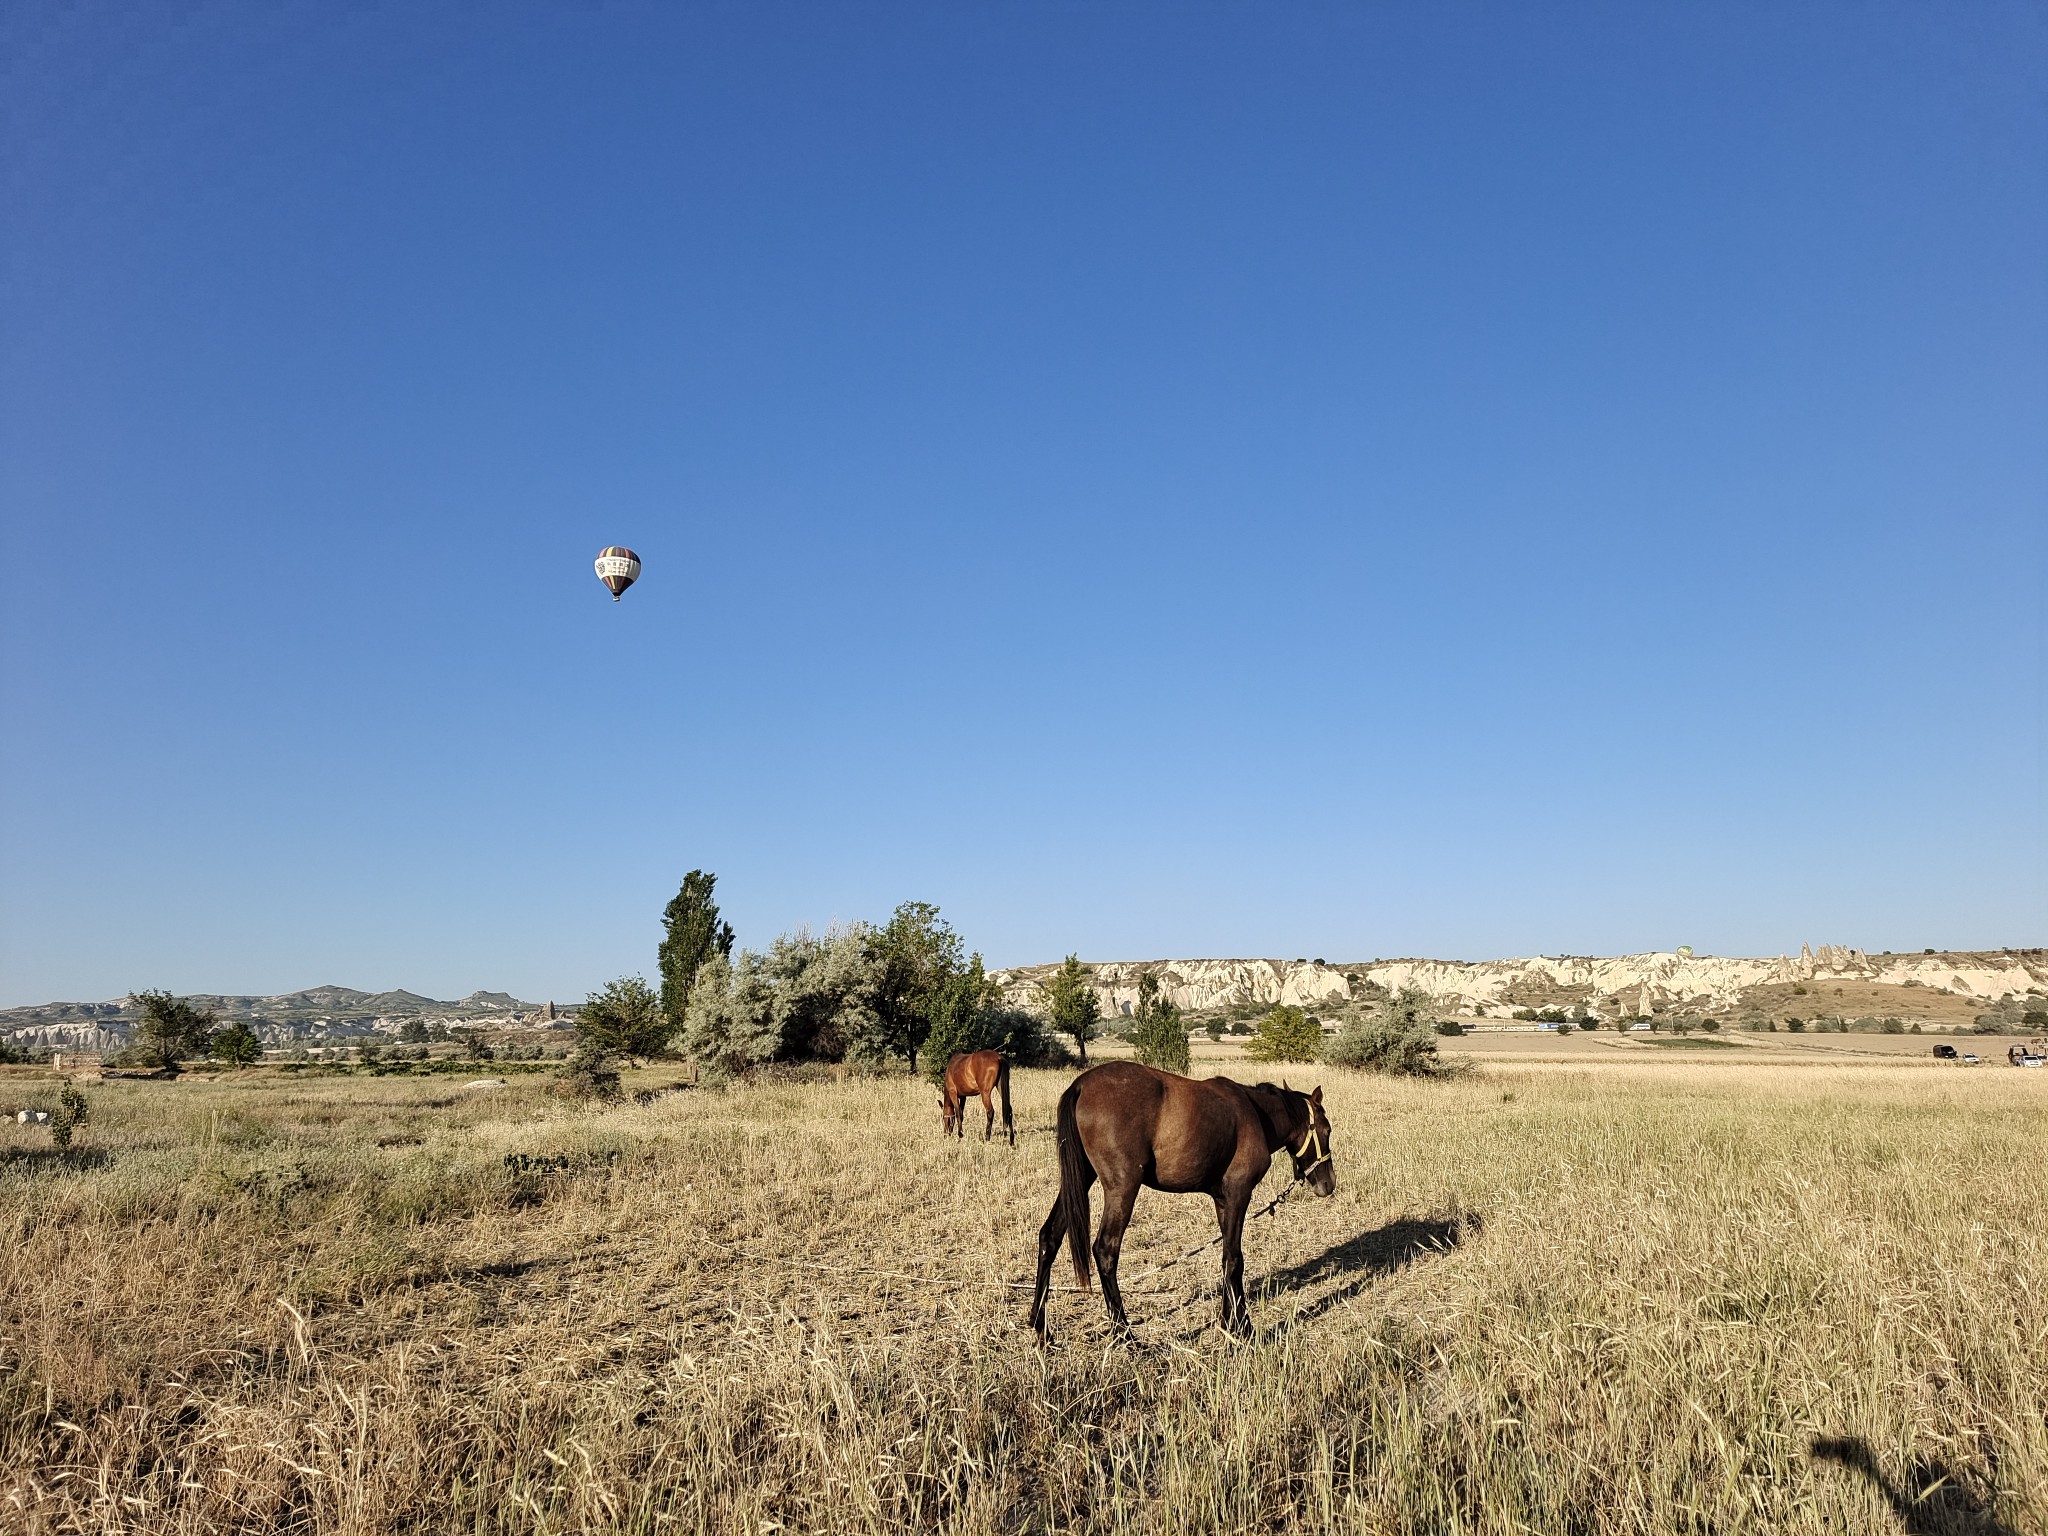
top-left (1214, 1189), bottom-right (1252, 1336)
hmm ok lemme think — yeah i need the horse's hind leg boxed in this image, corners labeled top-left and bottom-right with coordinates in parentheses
top-left (982, 1086), bottom-right (995, 1142)
top-left (1029, 1195), bottom-right (1068, 1334)
top-left (1092, 1178), bottom-right (1140, 1332)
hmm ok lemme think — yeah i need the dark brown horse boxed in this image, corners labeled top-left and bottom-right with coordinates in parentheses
top-left (939, 1050), bottom-right (1014, 1146)
top-left (1028, 1060), bottom-right (1334, 1336)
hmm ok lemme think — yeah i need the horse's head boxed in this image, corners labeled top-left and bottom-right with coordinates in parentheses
top-left (1287, 1084), bottom-right (1336, 1196)
top-left (938, 1091), bottom-right (954, 1135)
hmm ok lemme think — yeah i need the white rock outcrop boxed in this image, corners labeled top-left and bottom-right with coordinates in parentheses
top-left (989, 949), bottom-right (2046, 1018)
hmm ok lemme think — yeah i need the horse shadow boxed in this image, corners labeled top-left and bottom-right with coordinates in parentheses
top-left (1253, 1212), bottom-right (1478, 1325)
top-left (1811, 1436), bottom-right (2019, 1536)
top-left (0, 1146), bottom-right (112, 1173)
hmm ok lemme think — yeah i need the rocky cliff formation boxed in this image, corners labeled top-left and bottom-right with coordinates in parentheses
top-left (989, 948), bottom-right (2046, 1020)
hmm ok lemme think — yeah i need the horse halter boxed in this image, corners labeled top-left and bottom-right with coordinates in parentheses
top-left (1293, 1118), bottom-right (1330, 1178)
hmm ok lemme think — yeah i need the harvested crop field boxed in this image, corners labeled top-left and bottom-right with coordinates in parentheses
top-left (2, 1056), bottom-right (2043, 1534)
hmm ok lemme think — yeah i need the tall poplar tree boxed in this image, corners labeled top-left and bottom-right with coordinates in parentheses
top-left (659, 870), bottom-right (735, 1036)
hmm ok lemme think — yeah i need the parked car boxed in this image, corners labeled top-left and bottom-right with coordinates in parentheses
top-left (1932, 1043), bottom-right (1958, 1060)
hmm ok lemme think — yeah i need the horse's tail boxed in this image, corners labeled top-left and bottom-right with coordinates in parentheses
top-left (997, 1057), bottom-right (1014, 1142)
top-left (1055, 1077), bottom-right (1093, 1288)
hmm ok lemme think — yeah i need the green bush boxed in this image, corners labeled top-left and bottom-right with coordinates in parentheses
top-left (578, 976), bottom-right (671, 1062)
top-left (1323, 988), bottom-right (1453, 1077)
top-left (1245, 1005), bottom-right (1322, 1064)
top-left (924, 1003), bottom-right (1073, 1079)
top-left (555, 1041), bottom-right (623, 1101)
top-left (1435, 1020), bottom-right (1465, 1037)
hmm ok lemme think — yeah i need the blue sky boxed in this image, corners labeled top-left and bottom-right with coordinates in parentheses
top-left (2, 3), bottom-right (2042, 1005)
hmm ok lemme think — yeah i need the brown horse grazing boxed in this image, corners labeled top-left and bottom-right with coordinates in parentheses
top-left (939, 1050), bottom-right (1014, 1146)
top-left (1028, 1061), bottom-right (1335, 1337)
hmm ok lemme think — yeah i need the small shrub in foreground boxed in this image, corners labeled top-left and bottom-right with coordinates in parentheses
top-left (50, 1083), bottom-right (89, 1149)
top-left (555, 1042), bottom-right (623, 1101)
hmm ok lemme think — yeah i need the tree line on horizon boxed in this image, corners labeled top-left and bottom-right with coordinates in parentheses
top-left (80, 873), bottom-right (1454, 1087)
top-left (574, 871), bottom-right (1455, 1085)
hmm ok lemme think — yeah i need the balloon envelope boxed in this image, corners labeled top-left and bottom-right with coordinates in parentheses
top-left (595, 546), bottom-right (640, 601)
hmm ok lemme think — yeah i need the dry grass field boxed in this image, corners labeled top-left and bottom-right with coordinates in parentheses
top-left (2, 1053), bottom-right (2043, 1535)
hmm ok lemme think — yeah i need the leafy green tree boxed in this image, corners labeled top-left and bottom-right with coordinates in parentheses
top-left (921, 952), bottom-right (1007, 1082)
top-left (1246, 1004), bottom-right (1322, 1064)
top-left (864, 902), bottom-right (964, 1073)
top-left (977, 1006), bottom-right (1074, 1068)
top-left (577, 976), bottom-right (670, 1062)
top-left (209, 1019), bottom-right (263, 1067)
top-left (1046, 955), bottom-right (1100, 1065)
top-left (1127, 970), bottom-right (1190, 1074)
top-left (128, 991), bottom-right (217, 1074)
top-left (659, 871), bottom-right (736, 1041)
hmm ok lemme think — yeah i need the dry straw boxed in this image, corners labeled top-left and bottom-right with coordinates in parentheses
top-left (1, 1057), bottom-right (2042, 1533)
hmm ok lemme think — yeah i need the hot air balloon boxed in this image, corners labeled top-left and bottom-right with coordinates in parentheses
top-left (594, 546), bottom-right (640, 601)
